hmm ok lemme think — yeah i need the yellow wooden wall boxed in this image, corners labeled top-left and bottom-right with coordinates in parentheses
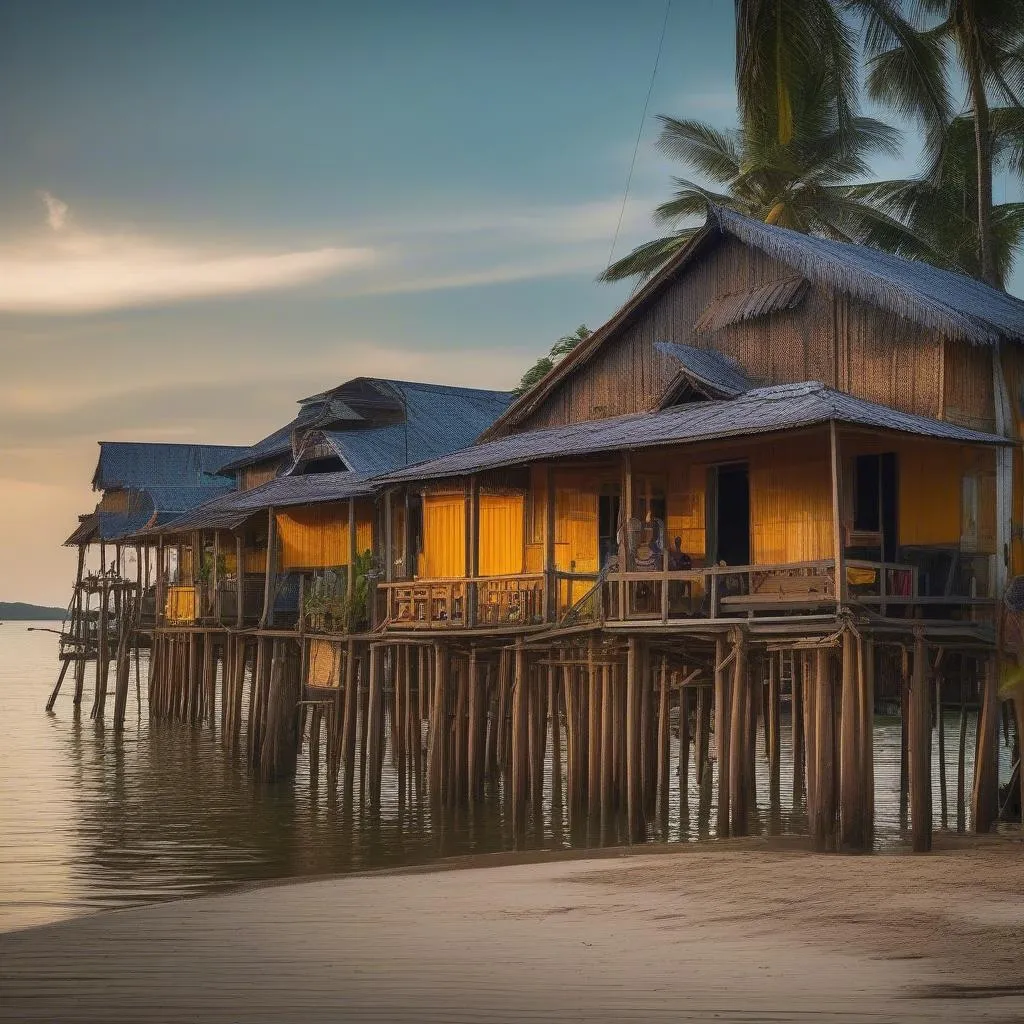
top-left (420, 494), bottom-right (465, 578)
top-left (165, 585), bottom-right (197, 623)
top-left (554, 473), bottom-right (599, 574)
top-left (665, 463), bottom-right (707, 561)
top-left (750, 438), bottom-right (833, 563)
top-left (275, 501), bottom-right (373, 570)
top-left (479, 493), bottom-right (524, 576)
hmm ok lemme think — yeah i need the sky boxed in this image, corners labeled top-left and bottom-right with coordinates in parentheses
top-left (1, 0), bottom-right (1021, 605)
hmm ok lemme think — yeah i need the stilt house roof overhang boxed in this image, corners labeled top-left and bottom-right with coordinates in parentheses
top-left (376, 381), bottom-right (1012, 487)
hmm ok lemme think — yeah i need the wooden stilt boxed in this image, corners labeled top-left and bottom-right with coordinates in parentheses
top-left (728, 632), bottom-right (748, 837)
top-left (714, 638), bottom-right (730, 837)
top-left (971, 654), bottom-right (999, 834)
top-left (626, 637), bottom-right (644, 841)
top-left (839, 630), bottom-right (864, 851)
top-left (814, 649), bottom-right (837, 851)
top-left (909, 632), bottom-right (932, 852)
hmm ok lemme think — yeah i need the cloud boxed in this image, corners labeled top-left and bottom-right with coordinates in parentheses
top-left (0, 194), bottom-right (376, 313)
top-left (40, 190), bottom-right (69, 231)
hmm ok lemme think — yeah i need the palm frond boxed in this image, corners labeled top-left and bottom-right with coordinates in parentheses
top-left (654, 118), bottom-right (741, 183)
top-left (598, 229), bottom-right (702, 284)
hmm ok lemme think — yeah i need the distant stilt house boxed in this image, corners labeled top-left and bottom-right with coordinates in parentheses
top-left (55, 442), bottom-right (247, 723)
top-left (53, 209), bottom-right (1022, 849)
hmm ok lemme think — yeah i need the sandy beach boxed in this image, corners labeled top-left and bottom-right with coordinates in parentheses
top-left (2, 834), bottom-right (1022, 1023)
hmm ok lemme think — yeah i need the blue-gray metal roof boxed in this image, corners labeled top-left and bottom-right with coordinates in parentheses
top-left (321, 381), bottom-right (513, 475)
top-left (218, 379), bottom-right (512, 474)
top-left (377, 381), bottom-right (1011, 485)
top-left (655, 341), bottom-right (752, 398)
top-left (715, 207), bottom-right (1024, 346)
top-left (150, 471), bottom-right (375, 534)
top-left (92, 442), bottom-right (245, 490)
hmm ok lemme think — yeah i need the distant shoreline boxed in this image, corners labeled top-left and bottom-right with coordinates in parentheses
top-left (0, 603), bottom-right (67, 621)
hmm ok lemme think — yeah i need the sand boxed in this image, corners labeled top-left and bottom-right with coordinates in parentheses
top-left (1, 834), bottom-right (1022, 1023)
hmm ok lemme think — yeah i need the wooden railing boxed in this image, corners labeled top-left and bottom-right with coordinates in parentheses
top-left (381, 574), bottom-right (546, 630)
top-left (364, 556), bottom-right (997, 633)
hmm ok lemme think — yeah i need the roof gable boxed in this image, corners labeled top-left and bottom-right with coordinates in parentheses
top-left (92, 442), bottom-right (246, 491)
top-left (484, 208), bottom-right (1024, 439)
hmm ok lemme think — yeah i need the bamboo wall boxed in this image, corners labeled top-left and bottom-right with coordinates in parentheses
top-left (749, 437), bottom-right (833, 563)
top-left (240, 460), bottom-right (284, 491)
top-left (479, 493), bottom-right (524, 576)
top-left (419, 493), bottom-right (465, 577)
top-left (513, 237), bottom-right (948, 434)
top-left (275, 501), bottom-right (373, 570)
top-left (944, 340), bottom-right (996, 432)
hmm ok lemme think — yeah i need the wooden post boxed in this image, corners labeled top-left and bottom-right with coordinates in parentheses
top-left (544, 466), bottom-right (555, 622)
top-left (366, 645), bottom-right (383, 806)
top-left (466, 477), bottom-right (479, 628)
top-left (936, 672), bottom-right (947, 829)
top-left (626, 637), bottom-right (643, 841)
top-left (910, 631), bottom-right (932, 852)
top-left (588, 640), bottom-right (601, 819)
top-left (829, 421), bottom-right (845, 610)
top-left (814, 649), bottom-right (837, 851)
top-left (792, 652), bottom-right (805, 805)
top-left (728, 632), bottom-right (748, 836)
top-left (259, 508), bottom-right (276, 629)
top-left (510, 641), bottom-right (528, 836)
top-left (714, 637), bottom-right (730, 837)
top-left (656, 655), bottom-right (669, 826)
top-left (859, 636), bottom-right (875, 848)
top-left (972, 654), bottom-right (999, 834)
top-left (839, 630), bottom-right (864, 851)
top-left (619, 452), bottom-right (633, 620)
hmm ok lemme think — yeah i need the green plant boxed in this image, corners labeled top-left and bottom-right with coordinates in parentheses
top-left (197, 551), bottom-right (227, 584)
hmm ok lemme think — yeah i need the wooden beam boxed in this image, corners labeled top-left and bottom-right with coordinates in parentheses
top-left (260, 507), bottom-right (277, 629)
top-left (235, 534), bottom-right (244, 628)
top-left (829, 421), bottom-right (844, 609)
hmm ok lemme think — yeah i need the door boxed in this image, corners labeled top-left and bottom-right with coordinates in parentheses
top-left (711, 463), bottom-right (750, 566)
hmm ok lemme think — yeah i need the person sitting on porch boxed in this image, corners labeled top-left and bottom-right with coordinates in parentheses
top-left (668, 536), bottom-right (692, 570)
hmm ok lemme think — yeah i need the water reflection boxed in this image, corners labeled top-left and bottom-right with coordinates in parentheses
top-left (0, 623), bottom-right (1013, 933)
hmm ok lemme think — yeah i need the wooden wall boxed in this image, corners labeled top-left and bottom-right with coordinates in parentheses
top-left (515, 237), bottom-right (950, 434)
top-left (240, 459), bottom-right (285, 491)
top-left (275, 500), bottom-right (373, 571)
top-left (1001, 344), bottom-right (1024, 575)
top-left (419, 494), bottom-right (465, 578)
top-left (749, 436), bottom-right (833, 563)
top-left (479, 493), bottom-right (524, 576)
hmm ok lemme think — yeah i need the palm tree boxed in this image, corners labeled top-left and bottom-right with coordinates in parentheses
top-left (860, 0), bottom-right (1024, 288)
top-left (852, 108), bottom-right (1024, 286)
top-left (514, 325), bottom-right (592, 395)
top-left (734, 0), bottom-right (858, 145)
top-left (601, 73), bottom-right (927, 282)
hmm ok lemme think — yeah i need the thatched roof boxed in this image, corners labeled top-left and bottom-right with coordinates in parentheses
top-left (376, 381), bottom-right (1011, 487)
top-left (483, 207), bottom-right (1024, 440)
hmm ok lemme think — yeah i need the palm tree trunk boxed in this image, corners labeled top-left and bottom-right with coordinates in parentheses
top-left (966, 49), bottom-right (999, 289)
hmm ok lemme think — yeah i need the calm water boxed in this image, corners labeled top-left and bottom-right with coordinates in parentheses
top-left (0, 622), bottom-right (1014, 933)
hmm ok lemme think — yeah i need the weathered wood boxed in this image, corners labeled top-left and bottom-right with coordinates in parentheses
top-left (839, 630), bottom-right (864, 851)
top-left (656, 655), bottom-right (670, 829)
top-left (588, 641), bottom-right (601, 818)
top-left (714, 638), bottom-right (730, 837)
top-left (814, 649), bottom-right (837, 851)
top-left (626, 637), bottom-right (643, 841)
top-left (936, 674), bottom-right (947, 829)
top-left (728, 632), bottom-right (748, 837)
top-left (910, 632), bottom-right (932, 853)
top-left (510, 641), bottom-right (528, 836)
top-left (859, 636), bottom-right (875, 848)
top-left (971, 654), bottom-right (999, 834)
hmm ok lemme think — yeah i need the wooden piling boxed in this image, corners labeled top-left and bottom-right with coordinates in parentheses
top-left (728, 632), bottom-right (748, 837)
top-left (909, 632), bottom-right (932, 852)
top-left (971, 654), bottom-right (999, 834)
top-left (714, 638), bottom-right (730, 837)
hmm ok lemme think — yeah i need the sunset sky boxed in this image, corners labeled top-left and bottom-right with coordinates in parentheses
top-left (1, 0), bottom-right (1021, 605)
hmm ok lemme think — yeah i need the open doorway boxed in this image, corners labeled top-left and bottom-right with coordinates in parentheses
top-left (710, 463), bottom-right (750, 566)
top-left (850, 453), bottom-right (898, 562)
